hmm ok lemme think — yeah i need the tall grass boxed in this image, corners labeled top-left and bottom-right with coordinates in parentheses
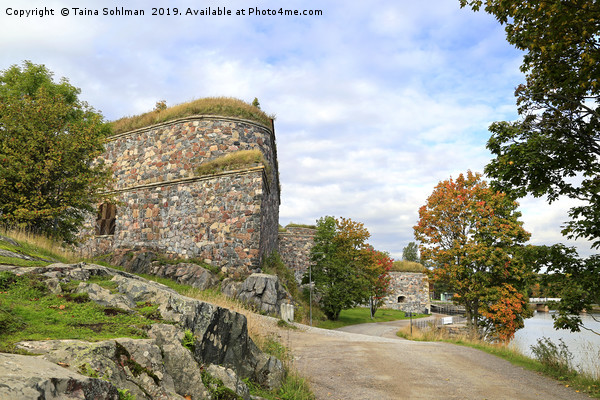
top-left (0, 226), bottom-right (78, 264)
top-left (110, 97), bottom-right (274, 134)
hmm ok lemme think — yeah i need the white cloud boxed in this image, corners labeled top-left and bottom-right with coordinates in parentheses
top-left (1, 0), bottom-right (594, 259)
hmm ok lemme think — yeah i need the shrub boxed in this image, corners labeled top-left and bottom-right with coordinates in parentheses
top-left (530, 337), bottom-right (576, 379)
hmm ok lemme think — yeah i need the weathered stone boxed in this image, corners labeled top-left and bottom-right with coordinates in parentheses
top-left (221, 278), bottom-right (243, 299)
top-left (44, 277), bottom-right (63, 294)
top-left (383, 272), bottom-right (430, 314)
top-left (79, 116), bottom-right (281, 274)
top-left (253, 353), bottom-right (285, 391)
top-left (148, 324), bottom-right (210, 400)
top-left (236, 274), bottom-right (292, 315)
top-left (206, 364), bottom-right (250, 400)
top-left (16, 339), bottom-right (183, 400)
top-left (0, 352), bottom-right (119, 399)
top-left (2, 262), bottom-right (286, 397)
top-left (76, 282), bottom-right (136, 311)
top-left (0, 234), bottom-right (20, 247)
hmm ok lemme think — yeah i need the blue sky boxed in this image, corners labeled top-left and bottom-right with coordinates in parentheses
top-left (1, 0), bottom-right (594, 259)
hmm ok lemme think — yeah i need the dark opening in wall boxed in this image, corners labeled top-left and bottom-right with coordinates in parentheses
top-left (397, 295), bottom-right (406, 303)
top-left (96, 203), bottom-right (116, 235)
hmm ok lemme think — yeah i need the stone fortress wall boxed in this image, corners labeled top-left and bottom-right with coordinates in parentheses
top-left (81, 115), bottom-right (280, 274)
top-left (278, 226), bottom-right (430, 313)
top-left (383, 272), bottom-right (430, 314)
top-left (277, 226), bottom-right (316, 283)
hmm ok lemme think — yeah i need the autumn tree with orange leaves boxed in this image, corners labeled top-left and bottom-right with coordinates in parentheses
top-left (414, 171), bottom-right (533, 340)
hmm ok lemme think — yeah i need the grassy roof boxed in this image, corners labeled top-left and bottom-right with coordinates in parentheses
top-left (110, 97), bottom-right (274, 134)
top-left (391, 260), bottom-right (427, 273)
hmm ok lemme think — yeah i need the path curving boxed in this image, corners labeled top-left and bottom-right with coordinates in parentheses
top-left (269, 317), bottom-right (590, 400)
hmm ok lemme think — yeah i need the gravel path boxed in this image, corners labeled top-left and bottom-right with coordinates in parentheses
top-left (270, 317), bottom-right (591, 400)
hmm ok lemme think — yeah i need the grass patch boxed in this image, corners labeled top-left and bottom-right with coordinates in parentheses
top-left (0, 227), bottom-right (78, 264)
top-left (391, 260), bottom-right (427, 273)
top-left (261, 251), bottom-right (298, 299)
top-left (397, 325), bottom-right (600, 398)
top-left (110, 97), bottom-right (273, 134)
top-left (246, 336), bottom-right (315, 400)
top-left (0, 256), bottom-right (50, 268)
top-left (316, 307), bottom-right (427, 330)
top-left (0, 272), bottom-right (159, 352)
top-left (195, 149), bottom-right (272, 182)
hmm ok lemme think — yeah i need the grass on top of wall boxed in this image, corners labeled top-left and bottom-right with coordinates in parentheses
top-left (391, 260), bottom-right (427, 273)
top-left (195, 149), bottom-right (272, 181)
top-left (110, 97), bottom-right (274, 134)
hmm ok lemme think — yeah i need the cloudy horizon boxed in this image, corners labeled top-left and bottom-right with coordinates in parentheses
top-left (2, 0), bottom-right (594, 259)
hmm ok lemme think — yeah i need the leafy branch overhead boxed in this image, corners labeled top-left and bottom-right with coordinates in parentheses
top-left (460, 0), bottom-right (600, 247)
top-left (460, 0), bottom-right (600, 334)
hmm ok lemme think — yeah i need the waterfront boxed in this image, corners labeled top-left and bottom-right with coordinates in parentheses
top-left (512, 312), bottom-right (600, 378)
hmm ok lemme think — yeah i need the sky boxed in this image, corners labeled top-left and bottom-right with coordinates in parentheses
top-left (1, 0), bottom-right (595, 259)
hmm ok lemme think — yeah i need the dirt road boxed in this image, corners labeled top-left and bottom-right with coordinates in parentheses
top-left (271, 318), bottom-right (590, 400)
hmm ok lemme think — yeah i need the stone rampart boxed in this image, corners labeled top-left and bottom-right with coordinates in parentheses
top-left (81, 115), bottom-right (280, 275)
top-left (383, 272), bottom-right (430, 314)
top-left (278, 226), bottom-right (316, 283)
top-left (102, 116), bottom-right (278, 192)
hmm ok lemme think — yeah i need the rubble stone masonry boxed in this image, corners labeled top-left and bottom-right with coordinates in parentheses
top-left (383, 272), bottom-right (430, 314)
top-left (278, 227), bottom-right (316, 283)
top-left (81, 115), bottom-right (280, 274)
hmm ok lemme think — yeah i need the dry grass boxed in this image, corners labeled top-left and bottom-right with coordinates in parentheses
top-left (110, 97), bottom-right (274, 134)
top-left (397, 324), bottom-right (478, 342)
top-left (391, 260), bottom-right (427, 273)
top-left (0, 226), bottom-right (79, 264)
top-left (195, 149), bottom-right (271, 178)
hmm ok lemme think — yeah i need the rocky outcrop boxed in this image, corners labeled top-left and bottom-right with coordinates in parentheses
top-left (234, 273), bottom-right (293, 315)
top-left (0, 262), bottom-right (285, 399)
top-left (0, 353), bottom-right (119, 399)
top-left (107, 249), bottom-right (221, 291)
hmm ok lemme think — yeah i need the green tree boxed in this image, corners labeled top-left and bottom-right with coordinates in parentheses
top-left (414, 171), bottom-right (532, 340)
top-left (460, 0), bottom-right (600, 334)
top-left (366, 249), bottom-right (393, 319)
top-left (525, 245), bottom-right (600, 336)
top-left (402, 242), bottom-right (419, 262)
top-left (305, 216), bottom-right (374, 320)
top-left (0, 61), bottom-right (112, 242)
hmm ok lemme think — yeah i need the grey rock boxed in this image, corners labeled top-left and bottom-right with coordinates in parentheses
top-left (3, 262), bottom-right (286, 396)
top-left (16, 339), bottom-right (184, 400)
top-left (0, 234), bottom-right (20, 247)
top-left (148, 324), bottom-right (210, 400)
top-left (206, 364), bottom-right (250, 400)
top-left (236, 274), bottom-right (292, 316)
top-left (76, 282), bottom-right (136, 310)
top-left (253, 353), bottom-right (285, 390)
top-left (0, 352), bottom-right (119, 399)
top-left (221, 278), bottom-right (243, 298)
top-left (44, 277), bottom-right (63, 294)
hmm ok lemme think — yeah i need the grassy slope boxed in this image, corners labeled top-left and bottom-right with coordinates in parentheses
top-left (0, 230), bottom-right (314, 399)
